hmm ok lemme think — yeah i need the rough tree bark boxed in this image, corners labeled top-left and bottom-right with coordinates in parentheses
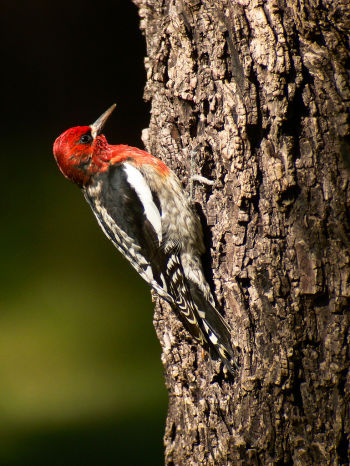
top-left (133, 1), bottom-right (350, 464)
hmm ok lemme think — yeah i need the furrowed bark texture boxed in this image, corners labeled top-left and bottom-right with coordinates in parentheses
top-left (133, 1), bottom-right (350, 464)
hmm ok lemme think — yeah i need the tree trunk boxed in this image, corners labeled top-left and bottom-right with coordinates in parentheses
top-left (133, 0), bottom-right (350, 464)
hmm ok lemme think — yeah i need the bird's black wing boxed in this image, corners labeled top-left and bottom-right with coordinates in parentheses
top-left (85, 162), bottom-right (173, 301)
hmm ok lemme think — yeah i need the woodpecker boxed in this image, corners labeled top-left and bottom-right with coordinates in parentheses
top-left (53, 104), bottom-right (237, 374)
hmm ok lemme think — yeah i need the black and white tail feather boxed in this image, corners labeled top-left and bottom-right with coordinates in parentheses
top-left (84, 160), bottom-right (237, 374)
top-left (163, 253), bottom-right (237, 373)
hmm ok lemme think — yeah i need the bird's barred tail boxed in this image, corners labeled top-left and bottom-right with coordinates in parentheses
top-left (188, 281), bottom-right (238, 375)
top-left (166, 255), bottom-right (238, 374)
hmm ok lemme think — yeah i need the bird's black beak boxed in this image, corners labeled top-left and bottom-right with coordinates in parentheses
top-left (90, 104), bottom-right (116, 139)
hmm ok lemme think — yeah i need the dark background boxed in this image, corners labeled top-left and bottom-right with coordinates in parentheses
top-left (0, 1), bottom-right (167, 464)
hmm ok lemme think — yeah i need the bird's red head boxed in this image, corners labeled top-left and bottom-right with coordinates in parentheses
top-left (53, 105), bottom-right (116, 187)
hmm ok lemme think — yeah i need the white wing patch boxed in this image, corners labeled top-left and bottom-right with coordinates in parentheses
top-left (123, 163), bottom-right (162, 243)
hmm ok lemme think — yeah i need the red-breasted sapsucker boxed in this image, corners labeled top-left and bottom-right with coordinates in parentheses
top-left (53, 105), bottom-right (237, 374)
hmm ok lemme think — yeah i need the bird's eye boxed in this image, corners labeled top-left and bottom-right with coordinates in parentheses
top-left (79, 134), bottom-right (93, 144)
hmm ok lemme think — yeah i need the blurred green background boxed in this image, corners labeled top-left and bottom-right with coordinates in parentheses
top-left (0, 1), bottom-right (167, 464)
